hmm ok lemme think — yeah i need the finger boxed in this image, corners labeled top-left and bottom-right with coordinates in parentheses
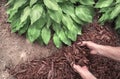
top-left (73, 64), bottom-right (82, 71)
top-left (76, 66), bottom-right (97, 79)
top-left (73, 65), bottom-right (97, 79)
top-left (70, 62), bottom-right (75, 67)
top-left (77, 41), bottom-right (87, 46)
top-left (74, 65), bottom-right (88, 72)
top-left (82, 66), bottom-right (88, 70)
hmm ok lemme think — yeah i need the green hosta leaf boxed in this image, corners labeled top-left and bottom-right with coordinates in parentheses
top-left (46, 16), bottom-right (52, 28)
top-left (43, 0), bottom-right (59, 10)
top-left (37, 35), bottom-right (44, 45)
top-left (53, 22), bottom-right (61, 34)
top-left (12, 0), bottom-right (27, 10)
top-left (18, 22), bottom-right (29, 35)
top-left (60, 2), bottom-right (84, 25)
top-left (75, 5), bottom-right (94, 23)
top-left (99, 14), bottom-right (109, 23)
top-left (62, 14), bottom-right (78, 33)
top-left (61, 2), bottom-right (74, 16)
top-left (30, 0), bottom-right (37, 7)
top-left (11, 17), bottom-right (27, 33)
top-left (8, 0), bottom-right (26, 18)
top-left (99, 8), bottom-right (113, 23)
top-left (11, 20), bottom-right (19, 29)
top-left (41, 27), bottom-right (51, 45)
top-left (30, 4), bottom-right (43, 25)
top-left (12, 24), bottom-right (24, 33)
top-left (95, 0), bottom-right (113, 8)
top-left (110, 3), bottom-right (120, 19)
top-left (70, 0), bottom-right (79, 3)
top-left (34, 10), bottom-right (46, 29)
top-left (58, 29), bottom-right (71, 45)
top-left (34, 17), bottom-right (46, 29)
top-left (53, 33), bottom-right (62, 48)
top-left (20, 6), bottom-right (31, 23)
top-left (48, 8), bottom-right (62, 24)
top-left (66, 31), bottom-right (77, 41)
top-left (99, 7), bottom-right (109, 12)
top-left (71, 14), bottom-right (85, 25)
top-left (79, 0), bottom-right (95, 5)
top-left (27, 25), bottom-right (40, 42)
top-left (6, 0), bottom-right (14, 5)
top-left (116, 0), bottom-right (120, 3)
top-left (56, 0), bottom-right (68, 3)
top-left (7, 0), bottom-right (87, 48)
top-left (7, 9), bottom-right (21, 22)
top-left (73, 23), bottom-right (82, 35)
top-left (7, 9), bottom-right (18, 19)
top-left (18, 26), bottom-right (28, 35)
top-left (62, 14), bottom-right (73, 30)
top-left (115, 15), bottom-right (120, 29)
top-left (7, 7), bottom-right (12, 15)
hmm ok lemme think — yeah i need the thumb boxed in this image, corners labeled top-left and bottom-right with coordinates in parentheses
top-left (78, 41), bottom-right (87, 46)
top-left (90, 50), bottom-right (97, 54)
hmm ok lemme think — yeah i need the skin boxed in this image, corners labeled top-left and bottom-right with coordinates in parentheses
top-left (72, 41), bottom-right (120, 79)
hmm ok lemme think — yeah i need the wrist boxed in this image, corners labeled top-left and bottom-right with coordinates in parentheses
top-left (96, 45), bottom-right (107, 55)
top-left (97, 45), bottom-right (112, 56)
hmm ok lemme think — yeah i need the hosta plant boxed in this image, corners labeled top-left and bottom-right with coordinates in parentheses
top-left (95, 0), bottom-right (120, 31)
top-left (7, 0), bottom-right (95, 48)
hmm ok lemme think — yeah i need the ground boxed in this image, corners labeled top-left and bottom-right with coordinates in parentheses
top-left (0, 1), bottom-right (120, 79)
top-left (0, 1), bottom-right (58, 79)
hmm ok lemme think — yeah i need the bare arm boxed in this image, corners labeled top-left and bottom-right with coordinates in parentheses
top-left (72, 41), bottom-right (120, 79)
top-left (97, 46), bottom-right (120, 61)
top-left (80, 41), bottom-right (120, 61)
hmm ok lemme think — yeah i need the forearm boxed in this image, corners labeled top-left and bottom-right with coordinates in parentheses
top-left (98, 46), bottom-right (120, 61)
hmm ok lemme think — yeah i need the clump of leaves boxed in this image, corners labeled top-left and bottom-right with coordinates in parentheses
top-left (7, 0), bottom-right (95, 48)
top-left (95, 0), bottom-right (120, 30)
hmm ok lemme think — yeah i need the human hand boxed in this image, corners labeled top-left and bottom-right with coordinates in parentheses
top-left (78, 41), bottom-right (102, 54)
top-left (78, 41), bottom-right (120, 61)
top-left (72, 64), bottom-right (97, 79)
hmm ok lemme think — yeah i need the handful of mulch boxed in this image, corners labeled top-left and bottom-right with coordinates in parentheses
top-left (8, 23), bottom-right (120, 79)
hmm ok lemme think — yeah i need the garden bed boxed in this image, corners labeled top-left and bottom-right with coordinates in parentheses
top-left (0, 0), bottom-right (120, 79)
top-left (9, 23), bottom-right (120, 79)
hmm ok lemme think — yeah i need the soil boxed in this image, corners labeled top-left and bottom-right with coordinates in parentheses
top-left (0, 1), bottom-right (120, 79)
top-left (0, 1), bottom-right (58, 79)
top-left (9, 23), bottom-right (120, 79)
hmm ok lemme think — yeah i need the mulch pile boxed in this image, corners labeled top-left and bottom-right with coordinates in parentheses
top-left (8, 23), bottom-right (120, 79)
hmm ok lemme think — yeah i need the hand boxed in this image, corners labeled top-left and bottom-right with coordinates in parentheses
top-left (78, 41), bottom-right (120, 61)
top-left (78, 41), bottom-right (102, 54)
top-left (72, 64), bottom-right (97, 79)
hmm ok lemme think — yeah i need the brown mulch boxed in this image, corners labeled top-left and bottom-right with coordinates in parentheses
top-left (8, 23), bottom-right (120, 79)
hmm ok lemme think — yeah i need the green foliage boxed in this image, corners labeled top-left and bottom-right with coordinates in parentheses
top-left (7, 0), bottom-right (95, 48)
top-left (95, 0), bottom-right (120, 30)
top-left (75, 5), bottom-right (94, 23)
top-left (95, 0), bottom-right (113, 8)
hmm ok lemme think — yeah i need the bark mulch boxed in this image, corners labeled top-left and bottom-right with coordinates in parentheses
top-left (8, 23), bottom-right (120, 79)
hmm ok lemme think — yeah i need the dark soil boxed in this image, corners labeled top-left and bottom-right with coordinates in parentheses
top-left (9, 23), bottom-right (120, 79)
